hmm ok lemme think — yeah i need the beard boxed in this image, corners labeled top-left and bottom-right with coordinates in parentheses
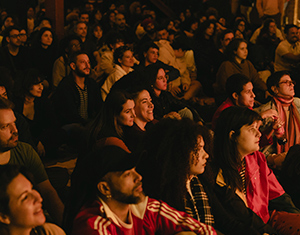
top-left (75, 67), bottom-right (90, 77)
top-left (0, 133), bottom-right (18, 152)
top-left (110, 183), bottom-right (143, 204)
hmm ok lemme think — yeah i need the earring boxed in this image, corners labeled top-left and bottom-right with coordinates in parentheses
top-left (106, 194), bottom-right (112, 200)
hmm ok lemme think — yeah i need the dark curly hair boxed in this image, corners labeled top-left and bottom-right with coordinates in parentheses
top-left (138, 118), bottom-right (213, 211)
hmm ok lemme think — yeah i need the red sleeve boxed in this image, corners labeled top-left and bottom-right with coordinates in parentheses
top-left (146, 198), bottom-right (216, 235)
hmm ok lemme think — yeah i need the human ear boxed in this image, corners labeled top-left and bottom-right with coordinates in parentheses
top-left (232, 92), bottom-right (239, 102)
top-left (229, 130), bottom-right (235, 140)
top-left (0, 213), bottom-right (10, 225)
top-left (271, 86), bottom-right (278, 95)
top-left (70, 62), bottom-right (76, 71)
top-left (97, 181), bottom-right (111, 196)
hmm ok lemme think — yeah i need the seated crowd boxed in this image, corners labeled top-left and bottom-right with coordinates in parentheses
top-left (1, 1), bottom-right (300, 235)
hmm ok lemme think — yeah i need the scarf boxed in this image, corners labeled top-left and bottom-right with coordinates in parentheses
top-left (185, 176), bottom-right (215, 226)
top-left (273, 96), bottom-right (300, 153)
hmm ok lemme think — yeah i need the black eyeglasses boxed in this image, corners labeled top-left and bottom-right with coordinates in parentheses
top-left (9, 34), bottom-right (21, 39)
top-left (278, 80), bottom-right (296, 86)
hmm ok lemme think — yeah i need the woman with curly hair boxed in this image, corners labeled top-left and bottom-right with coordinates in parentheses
top-left (138, 117), bottom-right (277, 235)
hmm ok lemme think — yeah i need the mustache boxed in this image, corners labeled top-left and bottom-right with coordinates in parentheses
top-left (134, 182), bottom-right (142, 190)
top-left (10, 132), bottom-right (18, 139)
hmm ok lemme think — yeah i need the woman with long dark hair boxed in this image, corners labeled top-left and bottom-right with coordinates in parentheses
top-left (139, 117), bottom-right (277, 234)
top-left (213, 106), bottom-right (300, 235)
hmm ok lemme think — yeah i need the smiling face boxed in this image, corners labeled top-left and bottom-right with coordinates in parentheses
top-left (236, 121), bottom-right (262, 157)
top-left (189, 136), bottom-right (209, 175)
top-left (134, 90), bottom-right (154, 124)
top-left (286, 26), bottom-right (299, 44)
top-left (4, 174), bottom-right (45, 229)
top-left (233, 82), bottom-right (255, 108)
top-left (273, 74), bottom-right (295, 99)
top-left (235, 41), bottom-right (248, 62)
top-left (117, 99), bottom-right (136, 127)
top-left (29, 82), bottom-right (43, 98)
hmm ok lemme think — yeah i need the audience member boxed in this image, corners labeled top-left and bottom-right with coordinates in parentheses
top-left (94, 31), bottom-right (124, 83)
top-left (0, 98), bottom-right (64, 225)
top-left (193, 20), bottom-right (219, 97)
top-left (68, 145), bottom-right (216, 235)
top-left (0, 164), bottom-right (66, 235)
top-left (214, 106), bottom-right (300, 235)
top-left (215, 38), bottom-right (268, 105)
top-left (51, 51), bottom-right (102, 127)
top-left (52, 34), bottom-right (82, 89)
top-left (101, 45), bottom-right (135, 101)
top-left (0, 26), bottom-right (31, 82)
top-left (248, 18), bottom-right (281, 75)
top-left (30, 27), bottom-right (58, 91)
top-left (0, 66), bottom-right (36, 148)
top-left (73, 21), bottom-right (96, 66)
top-left (274, 24), bottom-right (300, 72)
top-left (87, 89), bottom-right (135, 152)
top-left (123, 87), bottom-right (155, 152)
top-left (12, 69), bottom-right (67, 158)
top-left (255, 71), bottom-right (300, 168)
top-left (139, 117), bottom-right (278, 235)
top-left (113, 12), bottom-right (137, 47)
top-left (145, 63), bottom-right (194, 120)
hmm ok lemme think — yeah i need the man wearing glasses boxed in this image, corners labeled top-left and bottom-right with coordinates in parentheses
top-left (0, 25), bottom-right (31, 81)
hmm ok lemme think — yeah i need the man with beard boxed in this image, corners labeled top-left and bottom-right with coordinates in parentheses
top-left (52, 51), bottom-right (102, 127)
top-left (113, 12), bottom-right (137, 48)
top-left (0, 97), bottom-right (64, 225)
top-left (70, 145), bottom-right (216, 235)
top-left (274, 24), bottom-right (300, 72)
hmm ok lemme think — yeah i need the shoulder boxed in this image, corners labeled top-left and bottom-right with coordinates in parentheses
top-left (41, 223), bottom-right (66, 235)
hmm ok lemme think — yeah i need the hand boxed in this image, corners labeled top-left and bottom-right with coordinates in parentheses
top-left (36, 141), bottom-right (46, 157)
top-left (170, 86), bottom-right (182, 96)
top-left (163, 112), bottom-right (181, 120)
top-left (260, 109), bottom-right (278, 119)
top-left (182, 83), bottom-right (189, 91)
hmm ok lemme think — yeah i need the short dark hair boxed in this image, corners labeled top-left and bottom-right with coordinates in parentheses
top-left (104, 31), bottom-right (124, 49)
top-left (69, 50), bottom-right (89, 64)
top-left (226, 73), bottom-right (251, 100)
top-left (171, 36), bottom-right (190, 51)
top-left (284, 24), bottom-right (298, 34)
top-left (3, 25), bottom-right (20, 39)
top-left (0, 97), bottom-right (14, 110)
top-left (266, 70), bottom-right (291, 95)
top-left (113, 45), bottom-right (132, 65)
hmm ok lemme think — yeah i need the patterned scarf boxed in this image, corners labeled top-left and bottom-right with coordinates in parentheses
top-left (184, 176), bottom-right (215, 226)
top-left (239, 158), bottom-right (246, 195)
top-left (273, 97), bottom-right (300, 153)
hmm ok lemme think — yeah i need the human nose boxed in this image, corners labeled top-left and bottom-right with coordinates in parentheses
top-left (251, 91), bottom-right (255, 98)
top-left (33, 190), bottom-right (43, 203)
top-left (134, 169), bottom-right (142, 182)
top-left (10, 123), bottom-right (18, 133)
top-left (131, 109), bottom-right (136, 117)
